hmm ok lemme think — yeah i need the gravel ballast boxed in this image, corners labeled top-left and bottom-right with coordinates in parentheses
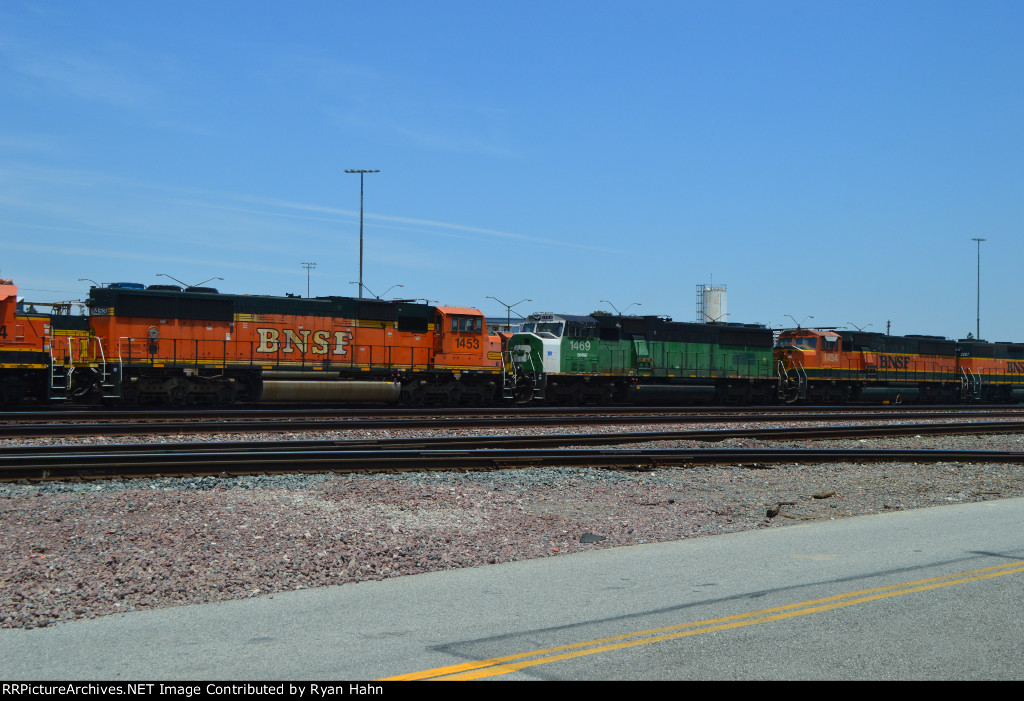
top-left (3, 428), bottom-right (1024, 630)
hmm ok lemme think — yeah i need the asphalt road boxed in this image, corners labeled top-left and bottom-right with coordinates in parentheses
top-left (3, 497), bottom-right (1022, 681)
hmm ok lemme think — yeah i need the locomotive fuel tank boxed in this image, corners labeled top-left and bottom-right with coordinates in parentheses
top-left (258, 379), bottom-right (400, 403)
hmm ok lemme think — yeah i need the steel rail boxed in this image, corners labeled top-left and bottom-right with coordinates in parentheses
top-left (5, 411), bottom-right (1024, 439)
top-left (2, 447), bottom-right (1024, 481)
top-left (4, 421), bottom-right (1024, 480)
top-left (4, 420), bottom-right (1024, 457)
top-left (4, 404), bottom-right (1024, 423)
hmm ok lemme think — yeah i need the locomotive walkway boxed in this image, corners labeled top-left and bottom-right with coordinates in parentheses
top-left (4, 496), bottom-right (1022, 680)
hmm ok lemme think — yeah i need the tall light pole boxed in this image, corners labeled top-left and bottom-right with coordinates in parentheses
top-left (600, 299), bottom-right (640, 316)
top-left (156, 274), bottom-right (223, 289)
top-left (349, 281), bottom-right (403, 300)
top-left (972, 238), bottom-right (985, 340)
top-left (302, 262), bottom-right (317, 298)
top-left (785, 314), bottom-right (813, 329)
top-left (345, 169), bottom-right (379, 299)
top-left (487, 296), bottom-right (532, 327)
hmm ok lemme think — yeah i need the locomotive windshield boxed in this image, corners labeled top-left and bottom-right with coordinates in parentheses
top-left (522, 321), bottom-right (564, 337)
top-left (775, 335), bottom-right (818, 350)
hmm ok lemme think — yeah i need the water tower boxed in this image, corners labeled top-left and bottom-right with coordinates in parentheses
top-left (696, 284), bottom-right (727, 323)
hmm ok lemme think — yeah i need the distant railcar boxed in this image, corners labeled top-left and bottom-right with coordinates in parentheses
top-left (505, 313), bottom-right (776, 404)
top-left (77, 285), bottom-right (503, 405)
top-left (0, 280), bottom-right (96, 403)
top-left (774, 328), bottom-right (1024, 403)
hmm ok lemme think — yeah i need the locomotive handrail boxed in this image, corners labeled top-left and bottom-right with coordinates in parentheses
top-left (109, 336), bottom-right (490, 374)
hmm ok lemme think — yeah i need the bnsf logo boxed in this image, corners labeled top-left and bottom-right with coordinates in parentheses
top-left (1008, 361), bottom-right (1024, 374)
top-left (878, 355), bottom-right (912, 370)
top-left (257, 328), bottom-right (353, 355)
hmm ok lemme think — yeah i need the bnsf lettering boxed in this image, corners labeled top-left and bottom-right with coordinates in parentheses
top-left (257, 328), bottom-right (352, 355)
top-left (312, 330), bottom-right (331, 355)
top-left (878, 355), bottom-right (912, 370)
top-left (282, 329), bottom-right (311, 353)
top-left (1008, 361), bottom-right (1024, 374)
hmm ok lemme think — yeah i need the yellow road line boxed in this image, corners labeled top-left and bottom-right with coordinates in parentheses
top-left (382, 559), bottom-right (1024, 681)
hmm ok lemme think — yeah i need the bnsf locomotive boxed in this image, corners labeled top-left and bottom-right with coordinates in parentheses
top-left (774, 327), bottom-right (1024, 404)
top-left (0, 279), bottom-right (93, 403)
top-left (1, 279), bottom-right (506, 406)
top-left (6, 276), bottom-right (1024, 406)
top-left (504, 312), bottom-right (1024, 405)
top-left (504, 312), bottom-right (776, 404)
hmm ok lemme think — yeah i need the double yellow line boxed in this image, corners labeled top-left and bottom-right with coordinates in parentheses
top-left (382, 559), bottom-right (1024, 681)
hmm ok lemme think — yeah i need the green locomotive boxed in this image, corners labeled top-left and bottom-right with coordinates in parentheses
top-left (504, 312), bottom-right (776, 404)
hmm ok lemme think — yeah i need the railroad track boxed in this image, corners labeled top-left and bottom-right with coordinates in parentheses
top-left (5, 421), bottom-right (1024, 480)
top-left (3, 447), bottom-right (1022, 481)
top-left (5, 403), bottom-right (1024, 422)
top-left (5, 409), bottom-right (1024, 439)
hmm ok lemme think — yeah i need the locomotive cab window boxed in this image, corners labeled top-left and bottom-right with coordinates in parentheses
top-left (521, 321), bottom-right (563, 336)
top-left (534, 322), bottom-right (563, 337)
top-left (822, 336), bottom-right (839, 352)
top-left (793, 337), bottom-right (818, 350)
top-left (451, 316), bottom-right (483, 333)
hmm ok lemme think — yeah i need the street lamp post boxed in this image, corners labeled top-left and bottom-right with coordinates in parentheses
top-left (156, 274), bottom-right (224, 289)
top-left (302, 262), bottom-right (317, 298)
top-left (487, 296), bottom-right (532, 328)
top-left (600, 300), bottom-right (641, 316)
top-left (785, 314), bottom-right (814, 329)
top-left (972, 238), bottom-right (985, 340)
top-left (349, 281), bottom-right (403, 300)
top-left (156, 273), bottom-right (188, 287)
top-left (345, 169), bottom-right (380, 299)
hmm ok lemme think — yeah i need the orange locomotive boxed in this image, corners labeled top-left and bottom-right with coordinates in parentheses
top-left (79, 283), bottom-right (503, 405)
top-left (774, 327), bottom-right (1024, 403)
top-left (0, 279), bottom-right (97, 403)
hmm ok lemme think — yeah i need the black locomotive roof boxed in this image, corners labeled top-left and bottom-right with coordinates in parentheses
top-left (88, 286), bottom-right (436, 323)
top-left (590, 314), bottom-right (772, 347)
top-left (839, 331), bottom-right (958, 356)
top-left (526, 313), bottom-right (597, 325)
top-left (956, 339), bottom-right (1024, 358)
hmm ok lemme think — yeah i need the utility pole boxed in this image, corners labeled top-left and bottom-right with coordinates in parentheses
top-left (487, 296), bottom-right (532, 328)
top-left (345, 169), bottom-right (380, 299)
top-left (302, 262), bottom-right (317, 298)
top-left (972, 238), bottom-right (985, 340)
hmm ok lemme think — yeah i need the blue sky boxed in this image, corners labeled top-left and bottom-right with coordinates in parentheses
top-left (2, 1), bottom-right (1022, 340)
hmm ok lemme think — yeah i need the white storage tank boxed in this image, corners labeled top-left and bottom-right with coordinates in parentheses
top-left (696, 284), bottom-right (728, 323)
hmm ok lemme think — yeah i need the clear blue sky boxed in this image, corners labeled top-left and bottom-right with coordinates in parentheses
top-left (2, 1), bottom-right (1021, 340)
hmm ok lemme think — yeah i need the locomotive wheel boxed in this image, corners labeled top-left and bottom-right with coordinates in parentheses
top-left (70, 368), bottom-right (101, 403)
top-left (406, 387), bottom-right (426, 406)
top-left (781, 378), bottom-right (801, 404)
top-left (446, 384), bottom-right (463, 405)
top-left (513, 377), bottom-right (534, 404)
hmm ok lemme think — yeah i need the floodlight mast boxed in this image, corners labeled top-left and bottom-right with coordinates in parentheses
top-left (972, 238), bottom-right (985, 339)
top-left (345, 169), bottom-right (380, 299)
